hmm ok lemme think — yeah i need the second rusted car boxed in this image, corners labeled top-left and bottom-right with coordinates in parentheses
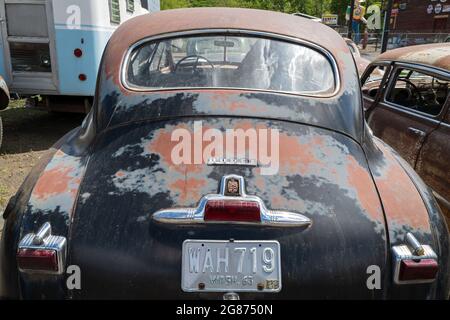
top-left (1, 9), bottom-right (449, 299)
top-left (362, 43), bottom-right (450, 225)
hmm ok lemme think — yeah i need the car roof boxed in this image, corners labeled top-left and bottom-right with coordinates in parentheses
top-left (374, 43), bottom-right (450, 72)
top-left (111, 7), bottom-right (346, 56)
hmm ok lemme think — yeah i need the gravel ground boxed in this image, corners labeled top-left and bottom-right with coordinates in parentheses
top-left (0, 100), bottom-right (83, 237)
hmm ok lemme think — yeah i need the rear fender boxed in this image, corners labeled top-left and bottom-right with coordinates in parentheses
top-left (365, 134), bottom-right (449, 299)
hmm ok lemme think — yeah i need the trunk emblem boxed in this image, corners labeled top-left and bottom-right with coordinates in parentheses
top-left (152, 174), bottom-right (312, 227)
top-left (225, 177), bottom-right (240, 196)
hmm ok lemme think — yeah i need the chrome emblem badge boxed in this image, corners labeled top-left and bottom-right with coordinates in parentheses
top-left (225, 178), bottom-right (240, 196)
top-left (152, 174), bottom-right (312, 227)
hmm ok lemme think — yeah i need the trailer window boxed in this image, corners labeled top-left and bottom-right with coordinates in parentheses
top-left (109, 0), bottom-right (121, 24)
top-left (126, 35), bottom-right (336, 95)
top-left (6, 4), bottom-right (48, 37)
top-left (9, 42), bottom-right (51, 73)
top-left (127, 0), bottom-right (135, 13)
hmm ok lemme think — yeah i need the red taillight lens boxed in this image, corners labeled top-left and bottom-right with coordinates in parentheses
top-left (74, 48), bottom-right (83, 57)
top-left (399, 259), bottom-right (438, 281)
top-left (78, 74), bottom-right (87, 81)
top-left (204, 200), bottom-right (261, 222)
top-left (17, 248), bottom-right (58, 272)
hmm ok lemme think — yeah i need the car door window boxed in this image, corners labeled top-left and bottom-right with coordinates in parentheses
top-left (386, 68), bottom-right (449, 116)
top-left (361, 65), bottom-right (386, 99)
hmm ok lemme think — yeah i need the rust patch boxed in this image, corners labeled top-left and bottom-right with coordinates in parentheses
top-left (33, 166), bottom-right (75, 200)
top-left (346, 155), bottom-right (383, 222)
top-left (115, 171), bottom-right (126, 178)
top-left (373, 141), bottom-right (431, 232)
top-left (169, 178), bottom-right (207, 203)
top-left (278, 133), bottom-right (324, 176)
top-left (375, 43), bottom-right (450, 71)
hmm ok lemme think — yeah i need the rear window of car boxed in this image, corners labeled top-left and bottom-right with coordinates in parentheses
top-left (125, 35), bottom-right (336, 95)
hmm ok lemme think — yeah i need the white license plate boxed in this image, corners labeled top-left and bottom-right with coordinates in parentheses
top-left (181, 240), bottom-right (281, 292)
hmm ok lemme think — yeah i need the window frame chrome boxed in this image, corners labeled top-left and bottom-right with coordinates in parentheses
top-left (121, 29), bottom-right (341, 98)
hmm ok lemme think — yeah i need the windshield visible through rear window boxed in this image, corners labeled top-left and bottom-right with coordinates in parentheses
top-left (125, 35), bottom-right (336, 95)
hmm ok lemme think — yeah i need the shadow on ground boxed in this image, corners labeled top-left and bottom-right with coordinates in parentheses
top-left (1, 103), bottom-right (84, 155)
top-left (0, 101), bottom-right (85, 210)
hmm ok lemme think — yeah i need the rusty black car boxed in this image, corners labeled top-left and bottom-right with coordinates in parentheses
top-left (362, 43), bottom-right (450, 226)
top-left (0, 8), bottom-right (449, 299)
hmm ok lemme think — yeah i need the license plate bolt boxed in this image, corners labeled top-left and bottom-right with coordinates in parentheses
top-left (257, 283), bottom-right (264, 291)
top-left (198, 282), bottom-right (206, 290)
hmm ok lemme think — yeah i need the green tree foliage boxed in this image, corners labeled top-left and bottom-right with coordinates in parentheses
top-left (160, 0), bottom-right (381, 22)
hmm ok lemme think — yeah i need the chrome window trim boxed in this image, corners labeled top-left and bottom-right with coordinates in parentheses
top-left (120, 29), bottom-right (341, 98)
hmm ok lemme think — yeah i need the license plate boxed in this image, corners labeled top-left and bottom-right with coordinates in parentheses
top-left (181, 240), bottom-right (281, 292)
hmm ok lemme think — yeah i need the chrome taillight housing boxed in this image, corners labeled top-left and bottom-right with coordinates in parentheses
top-left (152, 174), bottom-right (312, 227)
top-left (17, 222), bottom-right (67, 275)
top-left (392, 233), bottom-right (438, 284)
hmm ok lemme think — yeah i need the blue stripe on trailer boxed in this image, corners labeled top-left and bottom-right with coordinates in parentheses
top-left (54, 28), bottom-right (113, 96)
top-left (0, 41), bottom-right (9, 83)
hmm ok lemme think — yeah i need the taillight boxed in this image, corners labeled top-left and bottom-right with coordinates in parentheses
top-left (17, 222), bottom-right (67, 275)
top-left (78, 73), bottom-right (87, 81)
top-left (74, 48), bottom-right (83, 58)
top-left (153, 174), bottom-right (312, 227)
top-left (17, 248), bottom-right (58, 272)
top-left (392, 233), bottom-right (439, 284)
top-left (204, 200), bottom-right (261, 222)
top-left (398, 259), bottom-right (438, 282)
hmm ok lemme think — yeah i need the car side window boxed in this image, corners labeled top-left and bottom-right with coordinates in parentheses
top-left (361, 65), bottom-right (385, 99)
top-left (386, 68), bottom-right (449, 117)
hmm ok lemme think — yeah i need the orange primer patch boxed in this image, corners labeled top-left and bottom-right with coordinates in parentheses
top-left (278, 133), bottom-right (324, 176)
top-left (375, 143), bottom-right (430, 231)
top-left (169, 178), bottom-right (207, 203)
top-left (115, 171), bottom-right (125, 178)
top-left (345, 155), bottom-right (383, 223)
top-left (33, 166), bottom-right (75, 200)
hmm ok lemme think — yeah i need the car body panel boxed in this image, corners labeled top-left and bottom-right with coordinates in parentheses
top-left (64, 117), bottom-right (388, 299)
top-left (367, 98), bottom-right (442, 167)
top-left (344, 37), bottom-right (370, 76)
top-left (364, 135), bottom-right (449, 298)
top-left (416, 110), bottom-right (450, 222)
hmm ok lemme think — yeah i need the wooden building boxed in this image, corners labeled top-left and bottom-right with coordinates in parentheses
top-left (391, 0), bottom-right (450, 33)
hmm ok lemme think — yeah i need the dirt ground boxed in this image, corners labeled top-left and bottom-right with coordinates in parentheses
top-left (0, 100), bottom-right (84, 233)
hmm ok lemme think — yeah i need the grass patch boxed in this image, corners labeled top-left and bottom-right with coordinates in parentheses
top-left (8, 98), bottom-right (26, 109)
top-left (0, 184), bottom-right (9, 208)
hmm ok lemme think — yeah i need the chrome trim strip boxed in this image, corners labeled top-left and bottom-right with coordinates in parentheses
top-left (120, 29), bottom-right (341, 98)
top-left (432, 190), bottom-right (450, 211)
top-left (207, 157), bottom-right (258, 167)
top-left (153, 174), bottom-right (312, 227)
top-left (17, 222), bottom-right (67, 275)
